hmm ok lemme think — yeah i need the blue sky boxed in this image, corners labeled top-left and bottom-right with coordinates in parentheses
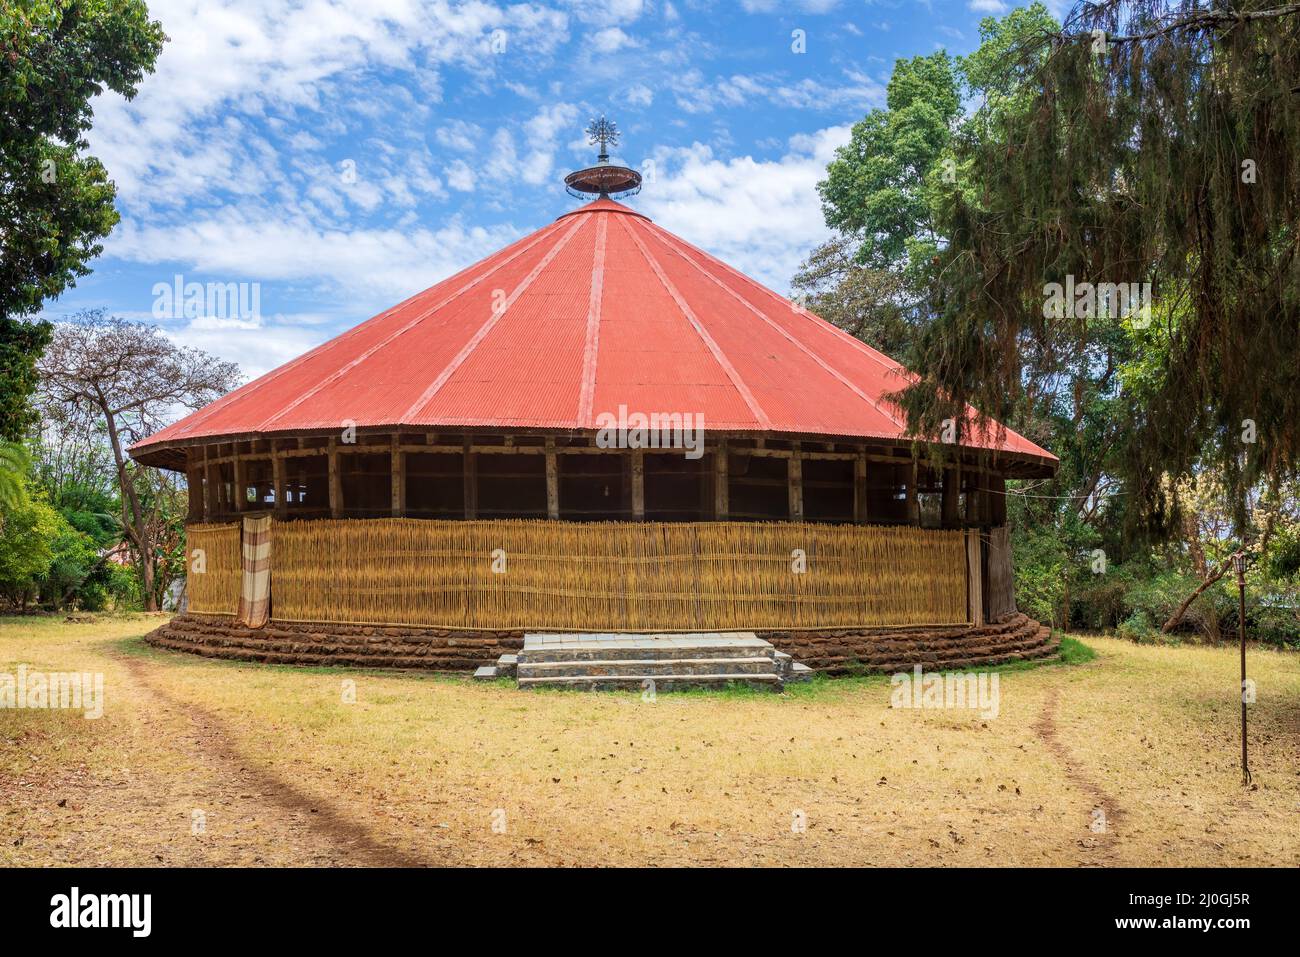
top-left (51, 0), bottom-right (1059, 383)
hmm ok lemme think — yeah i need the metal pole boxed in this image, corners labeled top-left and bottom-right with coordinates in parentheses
top-left (1234, 552), bottom-right (1251, 786)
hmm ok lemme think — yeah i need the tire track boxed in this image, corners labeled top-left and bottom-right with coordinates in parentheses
top-left (120, 655), bottom-right (431, 867)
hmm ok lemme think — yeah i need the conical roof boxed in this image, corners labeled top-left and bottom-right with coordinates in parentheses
top-left (132, 196), bottom-right (1055, 472)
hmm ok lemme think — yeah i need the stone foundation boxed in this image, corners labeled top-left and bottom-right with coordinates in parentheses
top-left (145, 612), bottom-right (1057, 674)
top-left (761, 612), bottom-right (1058, 674)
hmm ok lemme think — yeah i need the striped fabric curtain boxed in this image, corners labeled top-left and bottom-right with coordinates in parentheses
top-left (236, 515), bottom-right (273, 628)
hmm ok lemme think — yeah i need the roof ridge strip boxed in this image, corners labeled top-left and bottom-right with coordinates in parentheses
top-left (652, 222), bottom-right (913, 381)
top-left (400, 212), bottom-right (593, 422)
top-left (254, 216), bottom-right (573, 432)
top-left (576, 215), bottom-right (608, 428)
top-left (617, 215), bottom-right (772, 430)
top-left (642, 224), bottom-right (908, 434)
top-left (149, 218), bottom-right (558, 446)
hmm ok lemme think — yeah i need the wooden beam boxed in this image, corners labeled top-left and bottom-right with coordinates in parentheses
top-left (990, 474), bottom-right (1008, 527)
top-left (233, 453), bottom-right (248, 513)
top-left (272, 448), bottom-right (287, 519)
top-left (545, 438), bottom-right (559, 520)
top-left (185, 457), bottom-right (204, 524)
top-left (391, 436), bottom-right (405, 518)
top-left (967, 528), bottom-right (984, 626)
top-left (714, 442), bottom-right (729, 520)
top-left (631, 449), bottom-right (645, 519)
top-left (906, 459), bottom-right (920, 526)
top-left (203, 446), bottom-right (218, 521)
top-left (328, 439), bottom-right (342, 519)
top-left (463, 440), bottom-right (477, 519)
top-left (788, 443), bottom-right (803, 521)
top-left (853, 452), bottom-right (867, 524)
top-left (941, 465), bottom-right (960, 528)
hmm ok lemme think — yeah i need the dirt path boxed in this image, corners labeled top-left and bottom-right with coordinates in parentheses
top-left (117, 655), bottom-right (432, 867)
top-left (1033, 686), bottom-right (1125, 865)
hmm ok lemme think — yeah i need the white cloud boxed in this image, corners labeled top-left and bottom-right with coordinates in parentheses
top-left (104, 207), bottom-right (524, 305)
top-left (672, 68), bottom-right (884, 114)
top-left (968, 0), bottom-right (1008, 13)
top-left (640, 125), bottom-right (851, 293)
top-left (562, 0), bottom-right (644, 26)
top-left (740, 0), bottom-right (840, 12)
top-left (626, 83), bottom-right (654, 107)
top-left (590, 27), bottom-right (637, 53)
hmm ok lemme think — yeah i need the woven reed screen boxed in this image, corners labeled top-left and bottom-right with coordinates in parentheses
top-left (267, 518), bottom-right (969, 631)
top-left (985, 525), bottom-right (1017, 621)
top-left (186, 522), bottom-right (242, 614)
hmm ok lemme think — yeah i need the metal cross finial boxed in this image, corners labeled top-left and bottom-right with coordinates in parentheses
top-left (586, 115), bottom-right (619, 163)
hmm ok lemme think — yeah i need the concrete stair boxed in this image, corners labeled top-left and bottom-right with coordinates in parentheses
top-left (474, 632), bottom-right (813, 691)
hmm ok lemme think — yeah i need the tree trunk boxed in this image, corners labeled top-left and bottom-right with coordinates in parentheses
top-left (98, 395), bottom-right (157, 612)
top-left (1161, 558), bottom-right (1232, 633)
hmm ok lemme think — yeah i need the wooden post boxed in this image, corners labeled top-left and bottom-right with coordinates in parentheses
top-left (941, 464), bottom-right (960, 528)
top-left (328, 439), bottom-right (343, 519)
top-left (967, 527), bottom-right (984, 626)
top-left (631, 449), bottom-right (645, 520)
top-left (714, 441), bottom-right (729, 520)
top-left (545, 438), bottom-right (559, 520)
top-left (272, 446), bottom-right (287, 519)
top-left (788, 443), bottom-right (803, 521)
top-left (233, 452), bottom-right (247, 513)
top-left (854, 452), bottom-right (868, 524)
top-left (203, 446), bottom-right (218, 521)
top-left (965, 471), bottom-right (980, 526)
top-left (186, 456), bottom-right (204, 524)
top-left (990, 474), bottom-right (1007, 527)
top-left (390, 435), bottom-right (405, 518)
top-left (463, 440), bottom-right (477, 519)
top-left (907, 460), bottom-right (920, 526)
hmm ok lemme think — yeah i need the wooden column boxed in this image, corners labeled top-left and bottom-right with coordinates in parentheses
top-left (990, 474), bottom-right (1008, 527)
top-left (272, 445), bottom-right (287, 519)
top-left (203, 446), bottom-right (218, 521)
top-left (853, 451), bottom-right (868, 524)
top-left (906, 460), bottom-right (920, 526)
top-left (185, 455), bottom-right (204, 524)
top-left (966, 527), bottom-right (984, 626)
top-left (545, 438), bottom-right (559, 520)
top-left (233, 451), bottom-right (247, 513)
top-left (941, 464), bottom-right (960, 528)
top-left (328, 438), bottom-right (343, 519)
top-left (965, 471), bottom-right (980, 526)
top-left (463, 440), bottom-right (477, 519)
top-left (390, 435), bottom-right (405, 518)
top-left (631, 449), bottom-right (645, 520)
top-left (788, 443), bottom-right (803, 521)
top-left (714, 441), bottom-right (729, 520)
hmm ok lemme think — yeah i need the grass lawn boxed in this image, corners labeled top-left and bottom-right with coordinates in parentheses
top-left (1, 614), bottom-right (1296, 867)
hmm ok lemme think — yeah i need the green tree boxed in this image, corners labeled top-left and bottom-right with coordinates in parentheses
top-left (818, 51), bottom-right (961, 275)
top-left (0, 486), bottom-right (62, 607)
top-left (894, 0), bottom-right (1300, 536)
top-left (0, 0), bottom-right (165, 437)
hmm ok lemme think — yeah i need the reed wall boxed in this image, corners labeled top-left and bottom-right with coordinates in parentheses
top-left (249, 518), bottom-right (970, 631)
top-left (186, 522), bottom-right (242, 615)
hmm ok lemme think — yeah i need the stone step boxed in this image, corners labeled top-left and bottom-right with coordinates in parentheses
top-left (473, 665), bottom-right (499, 680)
top-left (788, 662), bottom-right (814, 682)
top-left (518, 673), bottom-right (784, 692)
top-left (518, 656), bottom-right (780, 679)
top-left (520, 632), bottom-right (774, 662)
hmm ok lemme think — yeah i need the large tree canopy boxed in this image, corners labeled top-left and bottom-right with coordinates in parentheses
top-left (0, 0), bottom-right (164, 437)
top-left (896, 0), bottom-right (1300, 535)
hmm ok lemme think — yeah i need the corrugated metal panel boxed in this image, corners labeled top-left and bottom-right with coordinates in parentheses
top-left (131, 197), bottom-right (1057, 467)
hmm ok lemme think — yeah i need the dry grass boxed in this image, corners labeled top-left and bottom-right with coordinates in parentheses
top-left (1, 614), bottom-right (1296, 867)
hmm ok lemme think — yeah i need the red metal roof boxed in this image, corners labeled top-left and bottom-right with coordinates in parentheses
top-left (132, 197), bottom-right (1056, 468)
